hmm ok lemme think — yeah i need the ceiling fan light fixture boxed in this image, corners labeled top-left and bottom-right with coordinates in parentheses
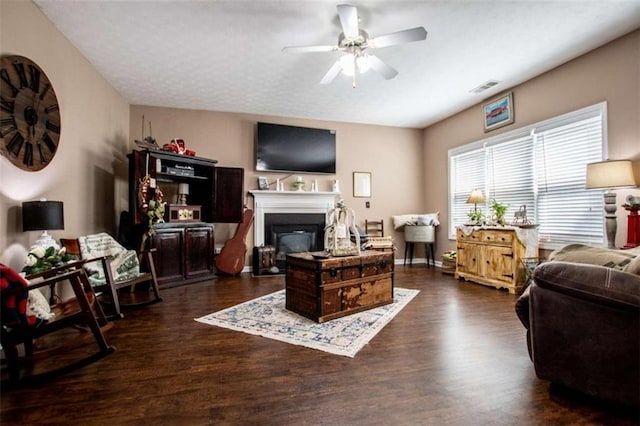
top-left (356, 54), bottom-right (370, 73)
top-left (339, 54), bottom-right (356, 76)
top-left (339, 53), bottom-right (370, 76)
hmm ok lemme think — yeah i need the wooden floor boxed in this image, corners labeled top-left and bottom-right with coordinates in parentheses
top-left (2, 266), bottom-right (638, 425)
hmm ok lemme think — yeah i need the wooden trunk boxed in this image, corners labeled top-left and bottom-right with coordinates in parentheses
top-left (285, 250), bottom-right (394, 323)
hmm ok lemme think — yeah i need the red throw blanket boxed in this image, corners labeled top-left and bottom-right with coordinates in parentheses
top-left (0, 263), bottom-right (37, 326)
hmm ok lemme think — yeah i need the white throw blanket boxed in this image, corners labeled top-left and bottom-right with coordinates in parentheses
top-left (28, 289), bottom-right (55, 320)
top-left (78, 233), bottom-right (140, 285)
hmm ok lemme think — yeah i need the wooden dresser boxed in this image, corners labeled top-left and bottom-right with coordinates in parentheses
top-left (455, 226), bottom-right (538, 294)
top-left (286, 251), bottom-right (394, 323)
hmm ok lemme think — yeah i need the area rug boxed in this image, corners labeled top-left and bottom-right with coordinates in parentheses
top-left (195, 288), bottom-right (419, 358)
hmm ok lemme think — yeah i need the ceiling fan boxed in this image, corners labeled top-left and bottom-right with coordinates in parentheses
top-left (283, 4), bottom-right (427, 87)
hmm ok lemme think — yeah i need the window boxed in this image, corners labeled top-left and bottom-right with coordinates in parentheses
top-left (448, 102), bottom-right (606, 247)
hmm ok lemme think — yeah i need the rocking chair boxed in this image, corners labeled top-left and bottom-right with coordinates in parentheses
top-left (61, 233), bottom-right (162, 319)
top-left (1, 263), bottom-right (114, 385)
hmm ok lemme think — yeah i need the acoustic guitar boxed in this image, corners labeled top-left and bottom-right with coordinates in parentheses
top-left (215, 209), bottom-right (254, 275)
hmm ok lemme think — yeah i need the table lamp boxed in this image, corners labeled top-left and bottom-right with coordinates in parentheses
top-left (178, 183), bottom-right (189, 205)
top-left (586, 159), bottom-right (637, 248)
top-left (467, 189), bottom-right (485, 213)
top-left (22, 199), bottom-right (65, 250)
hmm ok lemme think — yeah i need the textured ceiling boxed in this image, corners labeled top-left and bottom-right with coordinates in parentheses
top-left (34, 0), bottom-right (640, 129)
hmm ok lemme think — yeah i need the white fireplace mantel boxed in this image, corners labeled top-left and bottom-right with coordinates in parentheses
top-left (249, 190), bottom-right (339, 246)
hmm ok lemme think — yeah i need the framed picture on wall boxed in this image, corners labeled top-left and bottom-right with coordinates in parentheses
top-left (353, 172), bottom-right (371, 198)
top-left (483, 92), bottom-right (514, 132)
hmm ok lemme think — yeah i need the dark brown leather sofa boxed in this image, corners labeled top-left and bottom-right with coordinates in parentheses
top-left (516, 261), bottom-right (640, 406)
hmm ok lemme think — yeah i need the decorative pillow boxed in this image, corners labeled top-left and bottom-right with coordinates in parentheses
top-left (417, 212), bottom-right (440, 226)
top-left (0, 263), bottom-right (35, 326)
top-left (549, 244), bottom-right (636, 271)
top-left (392, 212), bottom-right (440, 230)
top-left (392, 214), bottom-right (415, 230)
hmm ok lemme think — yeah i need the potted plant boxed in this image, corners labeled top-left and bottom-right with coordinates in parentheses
top-left (490, 199), bottom-right (509, 225)
top-left (467, 209), bottom-right (484, 225)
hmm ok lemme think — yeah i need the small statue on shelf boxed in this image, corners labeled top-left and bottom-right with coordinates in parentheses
top-left (511, 205), bottom-right (537, 228)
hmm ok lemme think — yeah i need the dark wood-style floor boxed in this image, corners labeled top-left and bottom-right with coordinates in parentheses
top-left (2, 266), bottom-right (638, 425)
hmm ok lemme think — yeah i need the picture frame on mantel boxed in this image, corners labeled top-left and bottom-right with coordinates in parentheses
top-left (353, 172), bottom-right (371, 198)
top-left (483, 92), bottom-right (514, 132)
top-left (257, 176), bottom-right (269, 190)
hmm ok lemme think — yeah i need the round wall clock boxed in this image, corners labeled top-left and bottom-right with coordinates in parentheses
top-left (0, 55), bottom-right (61, 172)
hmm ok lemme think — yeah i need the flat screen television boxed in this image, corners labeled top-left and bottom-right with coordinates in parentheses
top-left (256, 122), bottom-right (336, 174)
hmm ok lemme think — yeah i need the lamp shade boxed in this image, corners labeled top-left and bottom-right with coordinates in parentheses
top-left (22, 200), bottom-right (64, 232)
top-left (586, 160), bottom-right (637, 189)
top-left (178, 183), bottom-right (190, 195)
top-left (466, 189), bottom-right (486, 204)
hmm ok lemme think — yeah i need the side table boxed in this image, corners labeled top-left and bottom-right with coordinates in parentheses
top-left (623, 208), bottom-right (639, 249)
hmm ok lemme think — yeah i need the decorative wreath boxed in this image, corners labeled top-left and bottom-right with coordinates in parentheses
top-left (137, 174), bottom-right (166, 228)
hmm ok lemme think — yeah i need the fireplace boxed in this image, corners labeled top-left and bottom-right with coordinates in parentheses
top-left (250, 190), bottom-right (339, 271)
top-left (265, 213), bottom-right (325, 268)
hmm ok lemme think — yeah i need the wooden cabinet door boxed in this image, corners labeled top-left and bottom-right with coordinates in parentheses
top-left (185, 226), bottom-right (214, 279)
top-left (213, 166), bottom-right (244, 223)
top-left (456, 242), bottom-right (479, 275)
top-left (152, 228), bottom-right (185, 285)
top-left (481, 245), bottom-right (514, 283)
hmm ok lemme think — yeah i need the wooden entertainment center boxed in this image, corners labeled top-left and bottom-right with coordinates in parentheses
top-left (128, 149), bottom-right (244, 286)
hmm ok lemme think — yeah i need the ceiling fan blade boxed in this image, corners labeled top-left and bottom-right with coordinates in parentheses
top-left (320, 61), bottom-right (343, 85)
top-left (337, 4), bottom-right (359, 39)
top-left (367, 55), bottom-right (398, 80)
top-left (370, 27), bottom-right (427, 48)
top-left (282, 45), bottom-right (338, 54)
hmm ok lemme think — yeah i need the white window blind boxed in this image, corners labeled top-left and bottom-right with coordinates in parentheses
top-left (487, 135), bottom-right (536, 221)
top-left (450, 148), bottom-right (485, 228)
top-left (535, 116), bottom-right (604, 245)
top-left (448, 103), bottom-right (606, 247)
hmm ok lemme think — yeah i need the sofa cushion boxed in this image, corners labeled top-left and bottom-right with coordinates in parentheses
top-left (533, 261), bottom-right (640, 309)
top-left (624, 253), bottom-right (640, 275)
top-left (548, 243), bottom-right (638, 271)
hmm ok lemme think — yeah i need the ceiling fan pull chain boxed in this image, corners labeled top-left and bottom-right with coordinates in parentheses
top-left (352, 55), bottom-right (357, 88)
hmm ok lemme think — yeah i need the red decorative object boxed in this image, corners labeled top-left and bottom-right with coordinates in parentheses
top-left (161, 138), bottom-right (196, 156)
top-left (623, 207), bottom-right (640, 249)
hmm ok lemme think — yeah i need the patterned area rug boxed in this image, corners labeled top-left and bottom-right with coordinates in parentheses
top-left (195, 288), bottom-right (419, 358)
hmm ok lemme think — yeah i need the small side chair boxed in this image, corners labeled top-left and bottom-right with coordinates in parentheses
top-left (365, 219), bottom-right (384, 237)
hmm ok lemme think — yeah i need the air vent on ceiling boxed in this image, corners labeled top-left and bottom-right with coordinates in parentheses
top-left (470, 80), bottom-right (501, 94)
